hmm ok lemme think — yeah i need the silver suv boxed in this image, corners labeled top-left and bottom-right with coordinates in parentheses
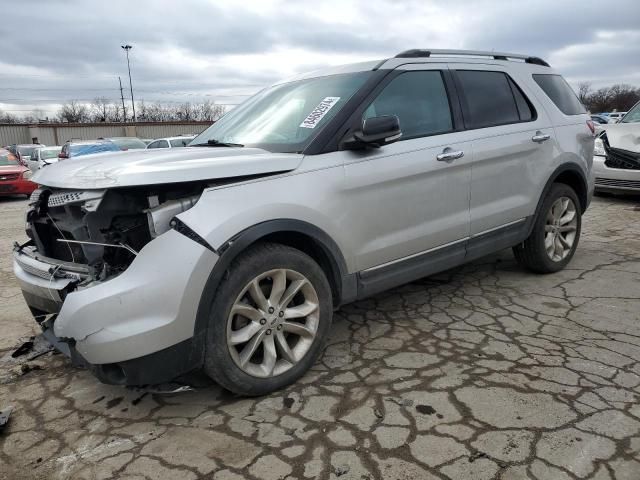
top-left (14, 49), bottom-right (594, 395)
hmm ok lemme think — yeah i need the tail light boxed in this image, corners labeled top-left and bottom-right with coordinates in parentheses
top-left (586, 120), bottom-right (595, 135)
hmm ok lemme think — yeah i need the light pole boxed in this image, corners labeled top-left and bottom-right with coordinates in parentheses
top-left (121, 44), bottom-right (136, 122)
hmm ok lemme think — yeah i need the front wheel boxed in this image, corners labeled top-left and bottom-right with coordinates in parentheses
top-left (203, 243), bottom-right (332, 396)
top-left (513, 183), bottom-right (582, 273)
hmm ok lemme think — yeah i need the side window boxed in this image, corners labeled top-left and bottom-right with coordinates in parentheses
top-left (533, 74), bottom-right (586, 115)
top-left (508, 78), bottom-right (535, 122)
top-left (159, 140), bottom-right (170, 148)
top-left (456, 70), bottom-right (529, 129)
top-left (364, 71), bottom-right (452, 139)
top-left (147, 141), bottom-right (160, 149)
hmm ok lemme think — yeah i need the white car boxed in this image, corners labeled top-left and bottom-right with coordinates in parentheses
top-left (26, 146), bottom-right (62, 171)
top-left (606, 112), bottom-right (627, 124)
top-left (594, 101), bottom-right (640, 193)
top-left (146, 135), bottom-right (196, 149)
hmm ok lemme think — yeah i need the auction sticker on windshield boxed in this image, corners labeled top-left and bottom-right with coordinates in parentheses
top-left (299, 97), bottom-right (341, 129)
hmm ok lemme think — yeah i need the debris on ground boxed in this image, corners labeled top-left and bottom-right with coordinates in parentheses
top-left (334, 465), bottom-right (350, 477)
top-left (468, 451), bottom-right (489, 463)
top-left (10, 339), bottom-right (34, 358)
top-left (128, 383), bottom-right (194, 395)
top-left (5, 335), bottom-right (54, 363)
top-left (0, 406), bottom-right (14, 432)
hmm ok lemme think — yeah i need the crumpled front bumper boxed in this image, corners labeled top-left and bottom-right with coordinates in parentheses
top-left (13, 229), bottom-right (218, 367)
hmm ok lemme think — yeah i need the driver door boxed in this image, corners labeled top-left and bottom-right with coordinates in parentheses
top-left (342, 65), bottom-right (472, 272)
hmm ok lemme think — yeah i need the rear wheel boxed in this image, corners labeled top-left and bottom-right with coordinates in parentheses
top-left (203, 243), bottom-right (332, 396)
top-left (513, 183), bottom-right (581, 273)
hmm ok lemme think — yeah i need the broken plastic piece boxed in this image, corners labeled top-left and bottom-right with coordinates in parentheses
top-left (0, 406), bottom-right (13, 432)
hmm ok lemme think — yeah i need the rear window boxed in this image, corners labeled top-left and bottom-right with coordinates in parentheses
top-left (456, 70), bottom-right (534, 129)
top-left (533, 74), bottom-right (586, 115)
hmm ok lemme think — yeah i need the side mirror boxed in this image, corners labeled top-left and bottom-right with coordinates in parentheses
top-left (58, 152), bottom-right (68, 159)
top-left (344, 115), bottom-right (402, 150)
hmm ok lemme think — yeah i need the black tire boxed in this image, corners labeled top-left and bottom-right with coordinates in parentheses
top-left (513, 183), bottom-right (582, 273)
top-left (203, 242), bottom-right (332, 396)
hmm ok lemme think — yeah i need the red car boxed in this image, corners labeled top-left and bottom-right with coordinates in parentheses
top-left (0, 149), bottom-right (38, 197)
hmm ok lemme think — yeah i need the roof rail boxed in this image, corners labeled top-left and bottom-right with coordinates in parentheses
top-left (394, 49), bottom-right (550, 67)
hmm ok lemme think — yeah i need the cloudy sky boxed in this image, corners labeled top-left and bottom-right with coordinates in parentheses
top-left (1, 0), bottom-right (639, 118)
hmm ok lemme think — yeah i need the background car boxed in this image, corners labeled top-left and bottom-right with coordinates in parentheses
top-left (590, 114), bottom-right (610, 125)
top-left (7, 144), bottom-right (45, 166)
top-left (26, 146), bottom-right (62, 170)
top-left (593, 100), bottom-right (640, 193)
top-left (58, 140), bottom-right (122, 160)
top-left (606, 111), bottom-right (627, 124)
top-left (99, 137), bottom-right (148, 151)
top-left (146, 135), bottom-right (196, 149)
top-left (0, 148), bottom-right (37, 197)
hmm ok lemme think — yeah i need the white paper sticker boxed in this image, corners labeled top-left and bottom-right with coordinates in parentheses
top-left (299, 97), bottom-right (341, 129)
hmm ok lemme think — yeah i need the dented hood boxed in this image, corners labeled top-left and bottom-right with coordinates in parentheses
top-left (32, 147), bottom-right (303, 189)
top-left (601, 123), bottom-right (640, 153)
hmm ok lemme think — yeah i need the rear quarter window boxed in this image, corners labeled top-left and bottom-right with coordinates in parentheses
top-left (455, 70), bottom-right (535, 129)
top-left (533, 74), bottom-right (586, 115)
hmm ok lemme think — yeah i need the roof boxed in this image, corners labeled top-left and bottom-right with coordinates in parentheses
top-left (279, 48), bottom-right (551, 84)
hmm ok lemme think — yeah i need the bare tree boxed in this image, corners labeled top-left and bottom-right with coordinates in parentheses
top-left (0, 110), bottom-right (18, 123)
top-left (174, 102), bottom-right (195, 121)
top-left (197, 100), bottom-right (226, 121)
top-left (583, 84), bottom-right (640, 113)
top-left (578, 82), bottom-right (591, 106)
top-left (91, 97), bottom-right (111, 122)
top-left (57, 100), bottom-right (89, 123)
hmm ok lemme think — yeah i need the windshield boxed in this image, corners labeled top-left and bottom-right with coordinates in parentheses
top-left (111, 137), bottom-right (147, 149)
top-left (191, 72), bottom-right (371, 153)
top-left (69, 142), bottom-right (120, 157)
top-left (621, 102), bottom-right (640, 123)
top-left (0, 152), bottom-right (19, 166)
top-left (40, 147), bottom-right (61, 160)
top-left (18, 146), bottom-right (37, 157)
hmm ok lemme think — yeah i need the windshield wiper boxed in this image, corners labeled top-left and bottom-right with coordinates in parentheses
top-left (191, 139), bottom-right (244, 148)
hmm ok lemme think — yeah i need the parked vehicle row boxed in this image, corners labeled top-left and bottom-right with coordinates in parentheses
top-left (2, 133), bottom-right (199, 176)
top-left (13, 48), bottom-right (595, 395)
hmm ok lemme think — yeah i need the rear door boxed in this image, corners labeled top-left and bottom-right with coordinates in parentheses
top-left (452, 67), bottom-right (554, 235)
top-left (343, 65), bottom-right (472, 271)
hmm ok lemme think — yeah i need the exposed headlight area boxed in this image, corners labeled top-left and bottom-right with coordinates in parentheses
top-left (594, 137), bottom-right (606, 157)
top-left (22, 183), bottom-right (207, 285)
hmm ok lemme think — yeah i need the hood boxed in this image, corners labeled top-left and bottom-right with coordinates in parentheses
top-left (601, 123), bottom-right (640, 153)
top-left (32, 147), bottom-right (303, 189)
top-left (0, 164), bottom-right (27, 174)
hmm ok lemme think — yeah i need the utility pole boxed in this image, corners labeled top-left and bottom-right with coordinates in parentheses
top-left (121, 44), bottom-right (136, 121)
top-left (118, 76), bottom-right (127, 122)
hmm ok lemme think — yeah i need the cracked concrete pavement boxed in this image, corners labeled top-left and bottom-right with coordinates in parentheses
top-left (1, 194), bottom-right (640, 480)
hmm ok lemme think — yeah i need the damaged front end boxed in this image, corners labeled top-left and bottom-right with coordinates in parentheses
top-left (13, 181), bottom-right (219, 384)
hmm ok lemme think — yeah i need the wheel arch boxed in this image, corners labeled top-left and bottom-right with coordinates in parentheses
top-left (193, 219), bottom-right (356, 338)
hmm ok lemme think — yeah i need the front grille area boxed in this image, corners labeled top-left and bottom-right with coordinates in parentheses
top-left (0, 173), bottom-right (19, 181)
top-left (595, 177), bottom-right (640, 190)
top-left (48, 191), bottom-right (83, 207)
top-left (15, 255), bottom-right (54, 280)
top-left (604, 146), bottom-right (640, 171)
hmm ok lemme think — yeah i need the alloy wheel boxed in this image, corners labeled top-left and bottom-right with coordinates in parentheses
top-left (544, 196), bottom-right (578, 262)
top-left (226, 269), bottom-right (320, 378)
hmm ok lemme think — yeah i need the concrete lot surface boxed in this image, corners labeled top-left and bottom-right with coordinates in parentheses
top-left (1, 195), bottom-right (639, 480)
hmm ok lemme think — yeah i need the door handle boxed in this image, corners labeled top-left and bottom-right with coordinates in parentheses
top-left (436, 148), bottom-right (464, 162)
top-left (532, 132), bottom-right (551, 143)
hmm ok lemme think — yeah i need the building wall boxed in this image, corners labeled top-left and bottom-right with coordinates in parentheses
top-left (0, 125), bottom-right (31, 145)
top-left (0, 121), bottom-right (212, 147)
